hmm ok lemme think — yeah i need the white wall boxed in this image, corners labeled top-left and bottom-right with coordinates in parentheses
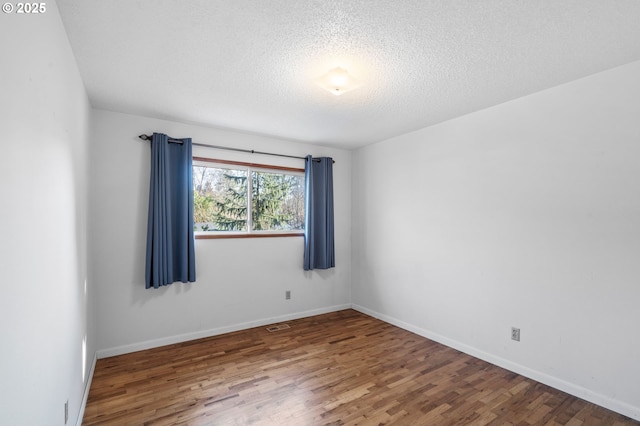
top-left (0, 2), bottom-right (93, 425)
top-left (89, 110), bottom-right (351, 355)
top-left (352, 60), bottom-right (640, 420)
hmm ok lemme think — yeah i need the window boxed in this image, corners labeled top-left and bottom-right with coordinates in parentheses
top-left (193, 157), bottom-right (305, 238)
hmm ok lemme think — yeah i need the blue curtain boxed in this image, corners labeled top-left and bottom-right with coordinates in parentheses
top-left (145, 133), bottom-right (196, 288)
top-left (303, 156), bottom-right (335, 270)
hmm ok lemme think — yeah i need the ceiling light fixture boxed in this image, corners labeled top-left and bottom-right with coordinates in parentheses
top-left (315, 67), bottom-right (360, 96)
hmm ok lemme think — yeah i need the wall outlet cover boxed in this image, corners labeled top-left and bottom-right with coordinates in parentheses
top-left (511, 327), bottom-right (521, 342)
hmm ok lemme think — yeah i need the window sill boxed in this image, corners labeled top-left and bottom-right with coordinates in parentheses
top-left (195, 232), bottom-right (304, 240)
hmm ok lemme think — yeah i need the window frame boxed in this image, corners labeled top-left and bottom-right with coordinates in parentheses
top-left (192, 156), bottom-right (305, 240)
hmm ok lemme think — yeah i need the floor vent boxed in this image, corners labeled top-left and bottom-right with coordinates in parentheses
top-left (266, 323), bottom-right (290, 332)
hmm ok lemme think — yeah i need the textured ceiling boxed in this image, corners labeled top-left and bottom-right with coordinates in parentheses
top-left (57, 0), bottom-right (640, 149)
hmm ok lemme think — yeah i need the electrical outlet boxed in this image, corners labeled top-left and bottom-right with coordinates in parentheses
top-left (285, 290), bottom-right (291, 300)
top-left (64, 400), bottom-right (68, 424)
top-left (511, 327), bottom-right (520, 342)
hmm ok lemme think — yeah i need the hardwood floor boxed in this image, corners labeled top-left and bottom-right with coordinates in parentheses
top-left (83, 310), bottom-right (638, 425)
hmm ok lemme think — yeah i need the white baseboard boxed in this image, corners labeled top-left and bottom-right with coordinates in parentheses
top-left (96, 304), bottom-right (351, 359)
top-left (351, 304), bottom-right (640, 422)
top-left (76, 352), bottom-right (97, 426)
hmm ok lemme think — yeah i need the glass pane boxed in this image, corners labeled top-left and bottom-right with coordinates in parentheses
top-left (252, 171), bottom-right (305, 231)
top-left (193, 165), bottom-right (247, 231)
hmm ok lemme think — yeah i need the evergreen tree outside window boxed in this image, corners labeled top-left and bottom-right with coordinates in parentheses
top-left (193, 159), bottom-right (304, 236)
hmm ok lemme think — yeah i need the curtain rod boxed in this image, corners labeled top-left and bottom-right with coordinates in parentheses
top-left (138, 134), bottom-right (334, 163)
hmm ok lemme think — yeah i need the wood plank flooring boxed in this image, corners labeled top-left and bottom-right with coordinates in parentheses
top-left (83, 310), bottom-right (638, 425)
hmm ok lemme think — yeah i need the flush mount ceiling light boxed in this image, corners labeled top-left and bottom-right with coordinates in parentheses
top-left (315, 67), bottom-right (360, 96)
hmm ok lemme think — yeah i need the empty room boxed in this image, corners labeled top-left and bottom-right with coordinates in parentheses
top-left (2, 0), bottom-right (640, 425)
